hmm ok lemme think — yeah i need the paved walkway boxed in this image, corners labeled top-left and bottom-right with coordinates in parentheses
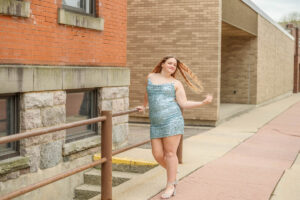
top-left (151, 101), bottom-right (300, 200)
top-left (112, 94), bottom-right (300, 200)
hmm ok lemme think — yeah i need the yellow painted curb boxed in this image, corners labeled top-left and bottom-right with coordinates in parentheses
top-left (93, 153), bottom-right (158, 166)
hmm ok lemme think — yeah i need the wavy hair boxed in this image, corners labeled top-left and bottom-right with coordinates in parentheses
top-left (152, 56), bottom-right (203, 93)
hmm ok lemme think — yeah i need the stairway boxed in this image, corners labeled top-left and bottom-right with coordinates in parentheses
top-left (73, 158), bottom-right (158, 200)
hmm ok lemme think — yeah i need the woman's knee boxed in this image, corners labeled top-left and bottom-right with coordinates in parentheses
top-left (164, 151), bottom-right (176, 159)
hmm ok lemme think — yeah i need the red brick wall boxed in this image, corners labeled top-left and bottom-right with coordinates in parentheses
top-left (0, 0), bottom-right (127, 66)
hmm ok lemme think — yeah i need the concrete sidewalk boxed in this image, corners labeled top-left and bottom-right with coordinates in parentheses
top-left (112, 93), bottom-right (300, 200)
top-left (151, 99), bottom-right (300, 200)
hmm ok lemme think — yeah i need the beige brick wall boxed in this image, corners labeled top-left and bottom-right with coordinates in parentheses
top-left (127, 0), bottom-right (222, 125)
top-left (221, 28), bottom-right (257, 104)
top-left (256, 16), bottom-right (294, 104)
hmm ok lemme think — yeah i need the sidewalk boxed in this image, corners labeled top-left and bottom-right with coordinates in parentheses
top-left (151, 98), bottom-right (300, 200)
top-left (113, 93), bottom-right (300, 200)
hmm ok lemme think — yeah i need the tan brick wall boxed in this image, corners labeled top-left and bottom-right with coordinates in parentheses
top-left (221, 25), bottom-right (257, 104)
top-left (127, 0), bottom-right (222, 125)
top-left (256, 16), bottom-right (294, 104)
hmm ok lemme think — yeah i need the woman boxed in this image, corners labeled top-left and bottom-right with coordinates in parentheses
top-left (136, 56), bottom-right (213, 199)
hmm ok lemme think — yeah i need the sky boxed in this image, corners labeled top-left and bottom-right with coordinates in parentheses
top-left (250, 0), bottom-right (300, 22)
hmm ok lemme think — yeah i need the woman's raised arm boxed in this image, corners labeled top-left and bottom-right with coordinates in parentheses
top-left (175, 81), bottom-right (213, 109)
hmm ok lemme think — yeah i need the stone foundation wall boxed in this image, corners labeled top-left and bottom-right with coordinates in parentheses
top-left (20, 91), bottom-right (66, 172)
top-left (0, 85), bottom-right (129, 199)
top-left (0, 155), bottom-right (92, 200)
top-left (98, 87), bottom-right (129, 150)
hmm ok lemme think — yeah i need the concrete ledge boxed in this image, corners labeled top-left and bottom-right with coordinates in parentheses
top-left (58, 8), bottom-right (104, 31)
top-left (63, 135), bottom-right (101, 156)
top-left (0, 65), bottom-right (130, 94)
top-left (94, 153), bottom-right (157, 166)
top-left (0, 156), bottom-right (30, 175)
top-left (93, 153), bottom-right (158, 173)
top-left (0, 0), bottom-right (30, 18)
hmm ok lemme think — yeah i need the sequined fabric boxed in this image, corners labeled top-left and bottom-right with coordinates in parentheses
top-left (147, 78), bottom-right (184, 139)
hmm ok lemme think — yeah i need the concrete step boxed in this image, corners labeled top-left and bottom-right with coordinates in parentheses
top-left (74, 184), bottom-right (100, 200)
top-left (84, 168), bottom-right (140, 186)
top-left (88, 194), bottom-right (101, 200)
top-left (94, 162), bottom-right (157, 173)
top-left (74, 151), bottom-right (158, 200)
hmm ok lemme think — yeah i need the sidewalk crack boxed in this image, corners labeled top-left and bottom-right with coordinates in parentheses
top-left (273, 128), bottom-right (300, 137)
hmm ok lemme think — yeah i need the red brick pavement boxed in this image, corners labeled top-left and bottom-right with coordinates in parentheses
top-left (151, 102), bottom-right (300, 200)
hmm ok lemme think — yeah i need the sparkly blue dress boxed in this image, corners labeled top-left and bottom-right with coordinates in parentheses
top-left (147, 78), bottom-right (184, 139)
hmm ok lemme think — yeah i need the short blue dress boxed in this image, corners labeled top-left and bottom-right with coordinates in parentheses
top-left (147, 78), bottom-right (184, 139)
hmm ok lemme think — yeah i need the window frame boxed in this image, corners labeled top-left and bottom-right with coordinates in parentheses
top-left (62, 0), bottom-right (96, 17)
top-left (0, 94), bottom-right (20, 160)
top-left (65, 89), bottom-right (98, 143)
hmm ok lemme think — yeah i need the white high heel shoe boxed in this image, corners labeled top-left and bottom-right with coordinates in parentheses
top-left (161, 181), bottom-right (178, 199)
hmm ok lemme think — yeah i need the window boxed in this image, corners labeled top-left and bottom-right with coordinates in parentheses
top-left (62, 0), bottom-right (95, 15)
top-left (66, 90), bottom-right (98, 143)
top-left (0, 95), bottom-right (19, 160)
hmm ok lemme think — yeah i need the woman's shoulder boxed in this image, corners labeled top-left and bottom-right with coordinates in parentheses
top-left (172, 78), bottom-right (182, 85)
top-left (173, 79), bottom-right (183, 89)
top-left (147, 73), bottom-right (155, 79)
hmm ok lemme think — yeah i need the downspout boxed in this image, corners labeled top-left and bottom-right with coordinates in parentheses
top-left (294, 27), bottom-right (299, 93)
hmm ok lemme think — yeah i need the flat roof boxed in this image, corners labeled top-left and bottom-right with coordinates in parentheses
top-left (241, 0), bottom-right (294, 40)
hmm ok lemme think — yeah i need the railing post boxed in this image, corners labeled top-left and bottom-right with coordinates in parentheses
top-left (177, 135), bottom-right (183, 164)
top-left (101, 111), bottom-right (112, 200)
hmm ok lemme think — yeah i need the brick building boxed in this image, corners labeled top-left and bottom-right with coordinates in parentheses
top-left (128, 0), bottom-right (295, 126)
top-left (0, 0), bottom-right (128, 199)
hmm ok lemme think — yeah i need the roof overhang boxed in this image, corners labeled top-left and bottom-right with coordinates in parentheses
top-left (222, 0), bottom-right (294, 40)
top-left (222, 0), bottom-right (257, 36)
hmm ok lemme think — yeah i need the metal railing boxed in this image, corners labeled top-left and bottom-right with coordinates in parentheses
top-left (0, 109), bottom-right (183, 200)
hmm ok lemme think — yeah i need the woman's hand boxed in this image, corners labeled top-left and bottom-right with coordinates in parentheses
top-left (136, 106), bottom-right (146, 113)
top-left (202, 94), bottom-right (213, 105)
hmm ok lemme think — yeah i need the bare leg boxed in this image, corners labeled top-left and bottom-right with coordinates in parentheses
top-left (162, 134), bottom-right (181, 194)
top-left (151, 138), bottom-right (167, 169)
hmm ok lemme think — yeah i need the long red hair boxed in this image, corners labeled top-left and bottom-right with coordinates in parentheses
top-left (152, 56), bottom-right (203, 93)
